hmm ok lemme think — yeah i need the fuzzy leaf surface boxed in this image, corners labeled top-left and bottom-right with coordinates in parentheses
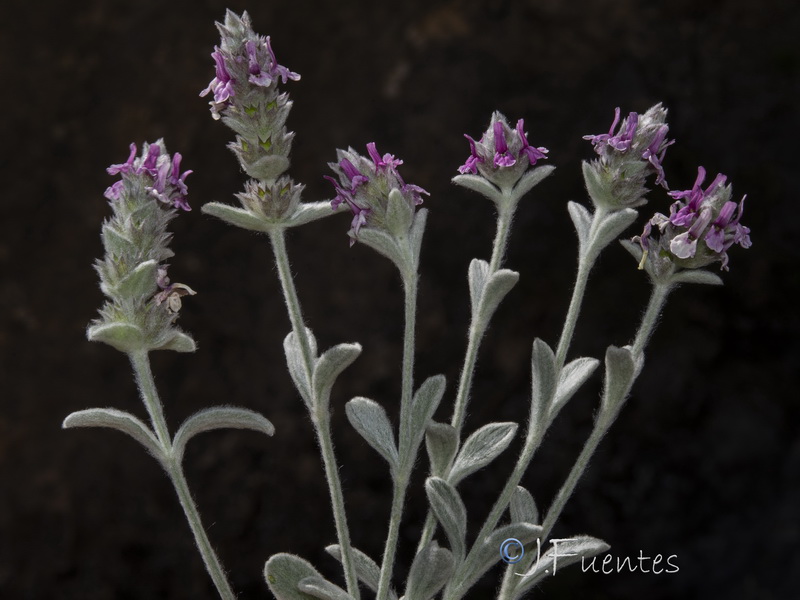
top-left (172, 407), bottom-right (274, 462)
top-left (345, 397), bottom-right (398, 469)
top-left (449, 422), bottom-right (518, 485)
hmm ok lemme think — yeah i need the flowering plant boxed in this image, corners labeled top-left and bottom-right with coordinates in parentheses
top-left (65, 9), bottom-right (751, 600)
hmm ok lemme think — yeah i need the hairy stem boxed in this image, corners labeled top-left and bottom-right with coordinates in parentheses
top-left (554, 207), bottom-right (607, 370)
top-left (376, 262), bottom-right (418, 600)
top-left (129, 350), bottom-right (236, 600)
top-left (269, 230), bottom-right (360, 600)
top-left (499, 281), bottom-right (672, 599)
top-left (417, 197), bottom-right (517, 553)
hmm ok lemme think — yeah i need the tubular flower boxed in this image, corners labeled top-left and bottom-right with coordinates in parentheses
top-left (326, 143), bottom-right (428, 245)
top-left (634, 167), bottom-right (751, 272)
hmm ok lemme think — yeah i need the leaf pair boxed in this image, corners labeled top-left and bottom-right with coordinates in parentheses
top-left (63, 406), bottom-right (274, 468)
top-left (345, 374), bottom-right (446, 476)
top-left (283, 328), bottom-right (362, 412)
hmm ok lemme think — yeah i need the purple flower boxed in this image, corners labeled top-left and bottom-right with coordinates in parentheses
top-left (245, 37), bottom-right (301, 87)
top-left (105, 142), bottom-right (192, 211)
top-left (456, 113), bottom-right (549, 180)
top-left (327, 143), bottom-right (426, 244)
top-left (107, 144), bottom-right (137, 176)
top-left (493, 121), bottom-right (516, 168)
top-left (200, 47), bottom-right (235, 104)
top-left (635, 166), bottom-right (751, 272)
top-left (642, 125), bottom-right (674, 188)
top-left (457, 135), bottom-right (483, 175)
top-left (367, 142), bottom-right (403, 171)
top-left (516, 119), bottom-right (549, 166)
top-left (583, 104), bottom-right (673, 202)
top-left (669, 167), bottom-right (727, 227)
top-left (583, 108), bottom-right (638, 153)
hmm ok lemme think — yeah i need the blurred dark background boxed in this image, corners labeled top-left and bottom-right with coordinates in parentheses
top-left (2, 0), bottom-right (798, 598)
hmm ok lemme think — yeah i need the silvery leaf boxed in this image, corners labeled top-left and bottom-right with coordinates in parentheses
top-left (264, 553), bottom-right (324, 600)
top-left (581, 160), bottom-right (615, 209)
top-left (550, 357), bottom-right (599, 420)
top-left (313, 343), bottom-right (362, 412)
top-left (449, 422), bottom-right (518, 485)
top-left (511, 536), bottom-right (610, 597)
top-left (425, 477), bottom-right (467, 564)
top-left (385, 188), bottom-right (415, 237)
top-left (202, 202), bottom-right (271, 233)
top-left (425, 422), bottom-right (458, 478)
top-left (601, 345), bottom-right (636, 414)
top-left (478, 269), bottom-right (519, 323)
top-left (115, 259), bottom-right (158, 299)
top-left (468, 259), bottom-right (490, 317)
top-left (345, 397), bottom-right (398, 470)
top-left (63, 408), bottom-right (164, 463)
top-left (297, 576), bottom-right (354, 600)
top-left (453, 522), bottom-right (543, 598)
top-left (156, 330), bottom-right (196, 353)
top-left (86, 322), bottom-right (144, 353)
top-left (172, 407), bottom-right (274, 463)
top-left (409, 208), bottom-right (429, 271)
top-left (567, 201), bottom-right (592, 251)
top-left (410, 375), bottom-right (446, 450)
top-left (283, 329), bottom-right (317, 408)
top-left (405, 541), bottom-right (454, 600)
top-left (591, 208), bottom-right (638, 254)
top-left (670, 269), bottom-right (724, 286)
top-left (243, 154), bottom-right (290, 182)
top-left (286, 201), bottom-right (347, 228)
top-left (530, 338), bottom-right (557, 434)
top-left (451, 174), bottom-right (501, 203)
top-left (325, 545), bottom-right (397, 600)
top-left (511, 165), bottom-right (556, 200)
top-left (509, 486), bottom-right (539, 525)
top-left (356, 227), bottom-right (407, 272)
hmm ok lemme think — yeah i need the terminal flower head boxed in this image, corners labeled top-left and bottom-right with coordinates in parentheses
top-left (582, 104), bottom-right (674, 210)
top-left (200, 10), bottom-right (299, 120)
top-left (326, 143), bottom-right (428, 245)
top-left (104, 141), bottom-right (192, 211)
top-left (634, 167), bottom-right (751, 272)
top-left (457, 112), bottom-right (548, 188)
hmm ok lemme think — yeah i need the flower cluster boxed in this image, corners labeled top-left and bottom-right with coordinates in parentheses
top-left (458, 112), bottom-right (549, 188)
top-left (89, 141), bottom-right (196, 353)
top-left (105, 142), bottom-right (192, 211)
top-left (634, 167), bottom-right (752, 272)
top-left (200, 10), bottom-right (299, 184)
top-left (200, 10), bottom-right (300, 120)
top-left (582, 104), bottom-right (673, 210)
top-left (326, 143), bottom-right (428, 244)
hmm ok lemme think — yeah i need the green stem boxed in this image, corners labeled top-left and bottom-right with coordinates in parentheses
top-left (268, 230), bottom-right (360, 600)
top-left (129, 350), bottom-right (236, 600)
top-left (376, 262), bottom-right (418, 600)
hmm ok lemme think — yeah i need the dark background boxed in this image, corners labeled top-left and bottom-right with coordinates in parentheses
top-left (2, 0), bottom-right (798, 598)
